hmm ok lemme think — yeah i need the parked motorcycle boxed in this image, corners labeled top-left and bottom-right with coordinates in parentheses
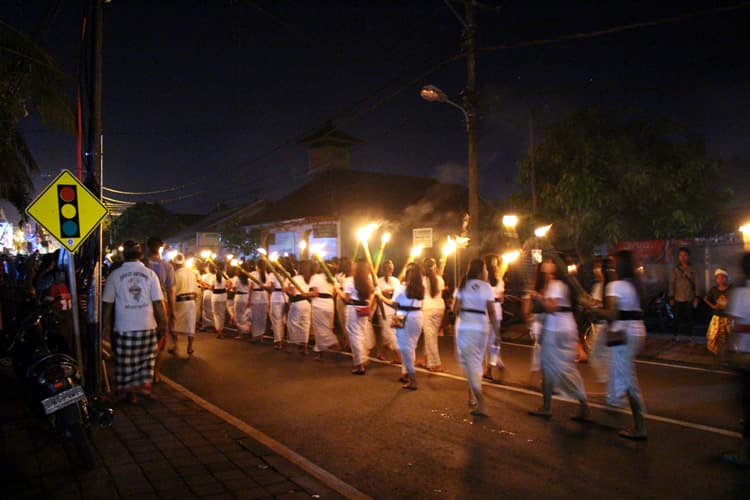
top-left (3, 279), bottom-right (111, 470)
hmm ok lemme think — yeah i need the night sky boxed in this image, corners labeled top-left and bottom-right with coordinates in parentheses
top-left (4, 0), bottom-right (750, 221)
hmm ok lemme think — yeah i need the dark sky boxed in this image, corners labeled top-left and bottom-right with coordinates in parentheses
top-left (5, 0), bottom-right (750, 220)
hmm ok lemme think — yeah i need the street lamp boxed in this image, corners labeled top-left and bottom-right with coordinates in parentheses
top-left (421, 82), bottom-right (480, 250)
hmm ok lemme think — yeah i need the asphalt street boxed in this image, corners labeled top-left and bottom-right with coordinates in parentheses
top-left (160, 333), bottom-right (748, 499)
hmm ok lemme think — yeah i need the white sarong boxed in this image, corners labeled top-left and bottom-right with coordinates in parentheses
top-left (312, 298), bottom-right (338, 351)
top-left (287, 300), bottom-right (311, 345)
top-left (173, 299), bottom-right (196, 336)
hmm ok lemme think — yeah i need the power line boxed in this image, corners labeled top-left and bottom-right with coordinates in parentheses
top-left (480, 2), bottom-right (750, 53)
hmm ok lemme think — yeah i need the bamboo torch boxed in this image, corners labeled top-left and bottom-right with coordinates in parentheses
top-left (373, 232), bottom-right (391, 276)
top-left (438, 236), bottom-right (457, 276)
top-left (398, 244), bottom-right (423, 281)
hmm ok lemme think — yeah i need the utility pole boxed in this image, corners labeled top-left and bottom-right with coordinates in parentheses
top-left (85, 0), bottom-right (104, 394)
top-left (464, 0), bottom-right (479, 250)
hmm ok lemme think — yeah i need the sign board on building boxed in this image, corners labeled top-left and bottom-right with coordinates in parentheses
top-left (196, 232), bottom-right (221, 248)
top-left (412, 227), bottom-right (433, 248)
top-left (25, 170), bottom-right (109, 253)
top-left (313, 224), bottom-right (337, 238)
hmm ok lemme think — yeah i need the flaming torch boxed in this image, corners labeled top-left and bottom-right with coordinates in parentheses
top-left (439, 236), bottom-right (457, 275)
top-left (311, 247), bottom-right (337, 285)
top-left (373, 232), bottom-right (391, 276)
top-left (398, 244), bottom-right (424, 281)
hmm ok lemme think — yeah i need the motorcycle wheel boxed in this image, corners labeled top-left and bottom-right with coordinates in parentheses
top-left (58, 404), bottom-right (94, 469)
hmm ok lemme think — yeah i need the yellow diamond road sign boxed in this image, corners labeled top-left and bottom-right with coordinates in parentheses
top-left (25, 170), bottom-right (109, 253)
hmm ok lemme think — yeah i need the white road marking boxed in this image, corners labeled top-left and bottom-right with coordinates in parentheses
top-left (161, 376), bottom-right (371, 500)
top-left (201, 331), bottom-right (742, 439)
top-left (502, 341), bottom-right (737, 375)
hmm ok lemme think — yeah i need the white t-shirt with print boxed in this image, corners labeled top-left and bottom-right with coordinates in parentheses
top-left (455, 279), bottom-right (493, 330)
top-left (103, 260), bottom-right (164, 332)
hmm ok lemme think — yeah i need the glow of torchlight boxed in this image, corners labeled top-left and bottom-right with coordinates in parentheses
top-left (166, 249), bottom-right (178, 261)
top-left (410, 244), bottom-right (424, 259)
top-left (502, 250), bottom-right (520, 263)
top-left (269, 251), bottom-right (280, 262)
top-left (257, 248), bottom-right (267, 255)
top-left (185, 257), bottom-right (195, 268)
top-left (455, 236), bottom-right (470, 247)
top-left (381, 232), bottom-right (391, 244)
top-left (740, 224), bottom-right (750, 234)
top-left (200, 249), bottom-right (211, 259)
top-left (567, 264), bottom-right (578, 274)
top-left (534, 224), bottom-right (552, 238)
top-left (226, 254), bottom-right (234, 261)
top-left (502, 214), bottom-right (518, 229)
top-left (118, 245), bottom-right (124, 252)
top-left (356, 223), bottom-right (378, 243)
top-left (299, 240), bottom-right (307, 251)
top-left (442, 237), bottom-right (457, 256)
top-left (231, 258), bottom-right (239, 267)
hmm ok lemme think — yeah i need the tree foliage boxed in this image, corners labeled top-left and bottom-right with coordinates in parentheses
top-left (110, 203), bottom-right (187, 245)
top-left (518, 108), bottom-right (729, 257)
top-left (1, 20), bottom-right (74, 213)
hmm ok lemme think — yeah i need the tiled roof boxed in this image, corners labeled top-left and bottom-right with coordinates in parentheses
top-left (245, 169), bottom-right (469, 226)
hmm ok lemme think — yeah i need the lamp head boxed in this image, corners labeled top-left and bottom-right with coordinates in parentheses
top-left (420, 85), bottom-right (448, 103)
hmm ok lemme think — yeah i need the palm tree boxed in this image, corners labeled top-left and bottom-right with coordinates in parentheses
top-left (0, 19), bottom-right (74, 214)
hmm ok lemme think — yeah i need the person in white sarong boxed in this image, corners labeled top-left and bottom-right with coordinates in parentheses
top-left (380, 263), bottom-right (423, 389)
top-left (210, 262), bottom-right (231, 338)
top-left (528, 257), bottom-right (591, 421)
top-left (170, 253), bottom-right (198, 356)
top-left (483, 254), bottom-right (505, 379)
top-left (453, 258), bottom-right (500, 416)
top-left (334, 258), bottom-right (352, 349)
top-left (419, 258), bottom-right (445, 371)
top-left (377, 260), bottom-right (401, 364)
top-left (249, 261), bottom-right (269, 342)
top-left (265, 268), bottom-right (286, 349)
top-left (231, 267), bottom-right (251, 337)
top-left (309, 262), bottom-right (340, 357)
top-left (587, 258), bottom-right (615, 399)
top-left (285, 260), bottom-right (314, 354)
top-left (344, 259), bottom-right (375, 375)
top-left (588, 250), bottom-right (648, 440)
top-left (200, 263), bottom-right (214, 331)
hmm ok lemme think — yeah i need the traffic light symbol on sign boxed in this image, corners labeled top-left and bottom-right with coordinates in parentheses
top-left (58, 185), bottom-right (80, 238)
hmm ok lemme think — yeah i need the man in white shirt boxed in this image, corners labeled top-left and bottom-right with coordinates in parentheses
top-left (103, 241), bottom-right (167, 402)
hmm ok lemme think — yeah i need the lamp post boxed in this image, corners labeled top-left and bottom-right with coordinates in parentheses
top-left (421, 83), bottom-right (479, 250)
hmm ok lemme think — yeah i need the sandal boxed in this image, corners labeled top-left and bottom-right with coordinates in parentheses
top-left (618, 429), bottom-right (648, 441)
top-left (398, 375), bottom-right (409, 384)
top-left (351, 368), bottom-right (366, 375)
top-left (187, 348), bottom-right (194, 356)
top-left (528, 409), bottom-right (552, 419)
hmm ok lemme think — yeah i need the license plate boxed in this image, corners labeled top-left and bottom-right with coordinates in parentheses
top-left (41, 386), bottom-right (86, 415)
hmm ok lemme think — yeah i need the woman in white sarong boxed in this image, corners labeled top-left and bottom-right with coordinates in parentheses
top-left (309, 261), bottom-right (340, 358)
top-left (265, 267), bottom-right (286, 349)
top-left (587, 258), bottom-right (614, 396)
top-left (285, 260), bottom-right (314, 354)
top-left (377, 260), bottom-right (401, 364)
top-left (249, 261), bottom-right (269, 342)
top-left (589, 250), bottom-right (648, 440)
top-left (344, 259), bottom-right (375, 375)
top-left (231, 266), bottom-right (251, 337)
top-left (380, 263), bottom-right (423, 389)
top-left (200, 262), bottom-right (214, 330)
top-left (528, 257), bottom-right (591, 421)
top-left (420, 258), bottom-right (445, 371)
top-left (453, 258), bottom-right (499, 416)
top-left (211, 262), bottom-right (231, 338)
top-left (483, 254), bottom-right (505, 379)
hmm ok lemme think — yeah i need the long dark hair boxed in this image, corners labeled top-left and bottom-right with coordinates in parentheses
top-left (460, 258), bottom-right (485, 290)
top-left (215, 261), bottom-right (225, 284)
top-left (614, 250), bottom-right (644, 308)
top-left (237, 267), bottom-right (248, 286)
top-left (353, 258), bottom-right (372, 299)
top-left (405, 264), bottom-right (425, 300)
top-left (256, 259), bottom-right (266, 283)
top-left (298, 260), bottom-right (312, 284)
top-left (484, 254), bottom-right (500, 287)
top-left (423, 258), bottom-right (439, 297)
top-left (339, 257), bottom-right (352, 277)
top-left (533, 262), bottom-right (546, 292)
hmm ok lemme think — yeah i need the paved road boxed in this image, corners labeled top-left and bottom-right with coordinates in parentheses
top-left (161, 333), bottom-right (748, 499)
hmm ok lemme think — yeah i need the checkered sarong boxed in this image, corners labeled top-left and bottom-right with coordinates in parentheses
top-left (114, 329), bottom-right (158, 389)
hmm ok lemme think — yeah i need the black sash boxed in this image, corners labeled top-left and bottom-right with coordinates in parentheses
top-left (398, 304), bottom-right (421, 311)
top-left (619, 310), bottom-right (643, 320)
top-left (317, 293), bottom-right (333, 299)
top-left (461, 308), bottom-right (486, 315)
top-left (290, 295), bottom-right (308, 303)
top-left (176, 293), bottom-right (196, 302)
top-left (349, 299), bottom-right (369, 306)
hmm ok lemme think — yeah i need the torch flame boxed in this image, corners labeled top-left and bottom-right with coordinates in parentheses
top-left (186, 257), bottom-right (195, 268)
top-left (534, 224), bottom-right (552, 238)
top-left (381, 232), bottom-right (391, 244)
top-left (410, 244), bottom-right (424, 259)
top-left (257, 248), bottom-right (267, 256)
top-left (269, 251), bottom-right (279, 262)
top-left (357, 223), bottom-right (378, 243)
top-left (200, 249), bottom-right (211, 259)
top-left (231, 258), bottom-right (239, 267)
top-left (502, 250), bottom-right (520, 263)
top-left (299, 240), bottom-right (307, 251)
top-left (442, 237), bottom-right (457, 256)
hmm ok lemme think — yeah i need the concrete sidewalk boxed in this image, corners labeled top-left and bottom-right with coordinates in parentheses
top-left (0, 367), bottom-right (347, 500)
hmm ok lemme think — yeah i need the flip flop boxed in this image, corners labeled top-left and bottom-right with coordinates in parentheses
top-left (528, 409), bottom-right (552, 419)
top-left (618, 429), bottom-right (648, 441)
top-left (401, 384), bottom-right (417, 391)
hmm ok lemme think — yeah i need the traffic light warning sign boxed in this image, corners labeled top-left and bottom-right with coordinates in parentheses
top-left (26, 170), bottom-right (109, 252)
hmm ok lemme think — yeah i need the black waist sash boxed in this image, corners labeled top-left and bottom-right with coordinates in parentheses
top-left (212, 289), bottom-right (226, 294)
top-left (619, 310), bottom-right (643, 320)
top-left (234, 291), bottom-right (249, 295)
top-left (289, 295), bottom-right (309, 303)
top-left (461, 308), bottom-right (486, 315)
top-left (176, 293), bottom-right (196, 302)
top-left (398, 304), bottom-right (421, 311)
top-left (349, 299), bottom-right (369, 306)
top-left (557, 306), bottom-right (572, 312)
top-left (317, 293), bottom-right (333, 299)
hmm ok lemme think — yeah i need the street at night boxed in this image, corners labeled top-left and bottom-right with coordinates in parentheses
top-left (156, 332), bottom-right (748, 498)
